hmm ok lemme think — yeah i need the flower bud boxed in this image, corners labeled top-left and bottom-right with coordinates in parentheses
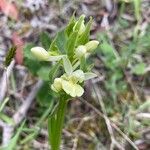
top-left (31, 47), bottom-right (49, 61)
top-left (51, 78), bottom-right (62, 92)
top-left (85, 40), bottom-right (99, 52)
top-left (75, 45), bottom-right (87, 58)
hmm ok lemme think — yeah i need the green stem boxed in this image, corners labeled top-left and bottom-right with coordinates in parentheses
top-left (48, 95), bottom-right (68, 150)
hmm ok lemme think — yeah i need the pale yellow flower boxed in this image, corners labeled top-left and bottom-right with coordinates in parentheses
top-left (51, 69), bottom-right (97, 97)
top-left (31, 46), bottom-right (64, 61)
top-left (75, 40), bottom-right (99, 58)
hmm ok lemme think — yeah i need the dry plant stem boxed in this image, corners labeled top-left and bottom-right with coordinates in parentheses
top-left (111, 123), bottom-right (139, 150)
top-left (1, 80), bottom-right (43, 146)
top-left (0, 120), bottom-right (13, 146)
top-left (72, 115), bottom-right (95, 150)
top-left (0, 60), bottom-right (15, 102)
top-left (136, 113), bottom-right (150, 119)
top-left (13, 80), bottom-right (43, 124)
top-left (92, 84), bottom-right (124, 150)
top-left (80, 97), bottom-right (139, 150)
top-left (103, 0), bottom-right (113, 12)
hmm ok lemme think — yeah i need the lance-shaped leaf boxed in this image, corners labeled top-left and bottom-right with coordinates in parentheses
top-left (73, 14), bottom-right (85, 33)
top-left (77, 17), bottom-right (93, 45)
top-left (65, 13), bottom-right (76, 37)
top-left (40, 31), bottom-right (51, 50)
top-left (49, 36), bottom-right (59, 52)
top-left (49, 61), bottom-right (61, 83)
top-left (80, 56), bottom-right (87, 72)
top-left (66, 31), bottom-right (78, 61)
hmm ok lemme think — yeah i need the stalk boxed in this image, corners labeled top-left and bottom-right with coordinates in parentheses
top-left (48, 95), bottom-right (68, 150)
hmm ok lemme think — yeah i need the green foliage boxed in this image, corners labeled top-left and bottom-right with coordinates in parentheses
top-left (62, 56), bottom-right (73, 75)
top-left (24, 44), bottom-right (51, 81)
top-left (54, 30), bottom-right (67, 53)
top-left (49, 61), bottom-right (61, 83)
top-left (98, 34), bottom-right (126, 101)
top-left (5, 46), bottom-right (16, 67)
top-left (132, 62), bottom-right (146, 75)
top-left (66, 31), bottom-right (78, 61)
top-left (20, 102), bottom-right (54, 145)
top-left (1, 121), bottom-right (25, 150)
top-left (65, 13), bottom-right (76, 37)
top-left (37, 82), bottom-right (53, 106)
top-left (40, 31), bottom-right (51, 50)
top-left (133, 0), bottom-right (141, 21)
top-left (77, 17), bottom-right (93, 45)
top-left (0, 98), bottom-right (9, 112)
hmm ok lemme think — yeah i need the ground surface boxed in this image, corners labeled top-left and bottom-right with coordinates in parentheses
top-left (0, 0), bottom-right (150, 150)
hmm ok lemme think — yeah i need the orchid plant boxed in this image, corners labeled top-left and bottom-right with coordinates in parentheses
top-left (31, 14), bottom-right (99, 150)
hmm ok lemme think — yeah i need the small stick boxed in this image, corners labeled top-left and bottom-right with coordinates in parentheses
top-left (0, 60), bottom-right (15, 102)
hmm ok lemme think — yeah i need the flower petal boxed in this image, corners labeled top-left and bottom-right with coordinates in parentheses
top-left (61, 80), bottom-right (84, 97)
top-left (74, 84), bottom-right (84, 97)
top-left (71, 69), bottom-right (85, 83)
top-left (84, 72), bottom-right (97, 80)
top-left (62, 56), bottom-right (73, 75)
top-left (31, 46), bottom-right (49, 61)
top-left (62, 80), bottom-right (73, 96)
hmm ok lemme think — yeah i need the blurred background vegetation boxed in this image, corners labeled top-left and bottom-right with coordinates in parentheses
top-left (0, 0), bottom-right (150, 149)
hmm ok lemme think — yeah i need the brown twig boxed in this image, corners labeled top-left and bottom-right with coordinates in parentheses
top-left (92, 84), bottom-right (124, 150)
top-left (80, 91), bottom-right (139, 150)
top-left (0, 60), bottom-right (15, 102)
top-left (1, 80), bottom-right (43, 146)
